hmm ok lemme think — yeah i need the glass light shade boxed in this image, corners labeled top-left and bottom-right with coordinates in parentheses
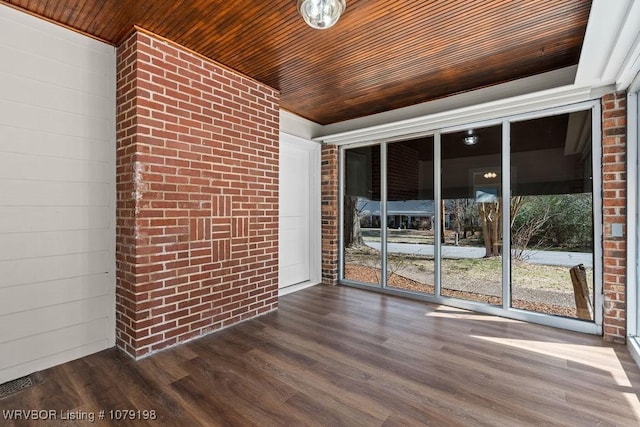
top-left (298, 0), bottom-right (346, 29)
top-left (463, 135), bottom-right (479, 145)
top-left (463, 129), bottom-right (478, 145)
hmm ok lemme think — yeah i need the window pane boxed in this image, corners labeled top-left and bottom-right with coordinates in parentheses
top-left (510, 111), bottom-right (594, 320)
top-left (441, 125), bottom-right (502, 305)
top-left (386, 137), bottom-right (435, 294)
top-left (343, 145), bottom-right (381, 286)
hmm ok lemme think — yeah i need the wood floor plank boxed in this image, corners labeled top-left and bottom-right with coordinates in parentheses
top-left (1, 284), bottom-right (639, 426)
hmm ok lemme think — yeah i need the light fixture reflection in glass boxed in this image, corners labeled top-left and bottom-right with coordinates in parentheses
top-left (463, 129), bottom-right (478, 146)
top-left (484, 172), bottom-right (497, 179)
top-left (298, 0), bottom-right (346, 29)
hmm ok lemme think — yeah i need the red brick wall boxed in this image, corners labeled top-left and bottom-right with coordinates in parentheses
top-left (115, 29), bottom-right (139, 357)
top-left (116, 30), bottom-right (280, 358)
top-left (388, 142), bottom-right (420, 200)
top-left (321, 145), bottom-right (339, 285)
top-left (602, 91), bottom-right (627, 343)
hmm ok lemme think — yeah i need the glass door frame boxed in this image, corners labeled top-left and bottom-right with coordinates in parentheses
top-left (505, 103), bottom-right (602, 330)
top-left (627, 73), bottom-right (640, 364)
top-left (437, 121), bottom-right (505, 305)
top-left (339, 99), bottom-right (603, 335)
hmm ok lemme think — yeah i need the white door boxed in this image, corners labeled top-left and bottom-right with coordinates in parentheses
top-left (278, 134), bottom-right (320, 289)
top-left (0, 6), bottom-right (116, 384)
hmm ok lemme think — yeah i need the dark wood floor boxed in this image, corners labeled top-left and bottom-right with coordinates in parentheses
top-left (2, 285), bottom-right (640, 426)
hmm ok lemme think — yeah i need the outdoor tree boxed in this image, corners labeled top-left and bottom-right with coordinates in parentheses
top-left (460, 198), bottom-right (477, 238)
top-left (478, 196), bottom-right (529, 258)
top-left (344, 195), bottom-right (364, 248)
top-left (478, 200), bottom-right (502, 257)
top-left (511, 193), bottom-right (593, 251)
top-left (454, 199), bottom-right (462, 238)
top-left (511, 196), bottom-right (552, 261)
top-left (545, 193), bottom-right (593, 249)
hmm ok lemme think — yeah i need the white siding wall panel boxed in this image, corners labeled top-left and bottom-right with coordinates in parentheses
top-left (0, 152), bottom-right (110, 183)
top-left (0, 251), bottom-right (112, 289)
top-left (0, 319), bottom-right (109, 380)
top-left (0, 229), bottom-right (110, 260)
top-left (0, 127), bottom-right (112, 161)
top-left (0, 100), bottom-right (112, 140)
top-left (0, 73), bottom-right (113, 119)
top-left (0, 341), bottom-right (109, 388)
top-left (0, 4), bottom-right (116, 384)
top-left (0, 206), bottom-right (111, 234)
top-left (0, 297), bottom-right (110, 343)
top-left (0, 52), bottom-right (112, 99)
top-left (0, 180), bottom-right (111, 207)
top-left (0, 275), bottom-right (111, 315)
top-left (0, 13), bottom-right (114, 95)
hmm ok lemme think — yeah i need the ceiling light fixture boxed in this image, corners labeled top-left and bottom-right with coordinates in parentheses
top-left (484, 172), bottom-right (497, 179)
top-left (298, 0), bottom-right (346, 30)
top-left (463, 129), bottom-right (478, 146)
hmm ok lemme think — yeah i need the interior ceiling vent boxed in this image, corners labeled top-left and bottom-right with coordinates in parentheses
top-left (0, 375), bottom-right (35, 399)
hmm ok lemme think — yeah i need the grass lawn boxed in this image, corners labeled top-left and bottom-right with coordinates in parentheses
top-left (349, 227), bottom-right (594, 319)
top-left (350, 251), bottom-right (592, 292)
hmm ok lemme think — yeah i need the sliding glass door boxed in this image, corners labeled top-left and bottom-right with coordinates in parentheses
top-left (340, 102), bottom-right (600, 332)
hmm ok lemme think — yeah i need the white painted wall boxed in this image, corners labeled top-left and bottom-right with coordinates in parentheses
top-left (0, 5), bottom-right (116, 384)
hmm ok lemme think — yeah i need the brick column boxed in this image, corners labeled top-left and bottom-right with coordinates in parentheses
top-left (115, 30), bottom-right (280, 358)
top-left (602, 91), bottom-right (627, 343)
top-left (321, 145), bottom-right (339, 285)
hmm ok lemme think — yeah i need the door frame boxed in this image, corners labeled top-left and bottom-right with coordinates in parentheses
top-left (627, 73), bottom-right (640, 364)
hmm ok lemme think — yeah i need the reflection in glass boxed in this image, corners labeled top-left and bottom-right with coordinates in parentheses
top-left (343, 145), bottom-right (381, 286)
top-left (441, 125), bottom-right (503, 305)
top-left (510, 111), bottom-right (594, 320)
top-left (385, 137), bottom-right (435, 294)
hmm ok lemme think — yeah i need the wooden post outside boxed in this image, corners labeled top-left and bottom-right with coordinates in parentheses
top-left (570, 264), bottom-right (593, 320)
top-left (441, 200), bottom-right (446, 244)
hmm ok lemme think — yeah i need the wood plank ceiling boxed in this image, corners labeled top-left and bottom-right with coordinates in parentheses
top-left (2, 0), bottom-right (592, 125)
